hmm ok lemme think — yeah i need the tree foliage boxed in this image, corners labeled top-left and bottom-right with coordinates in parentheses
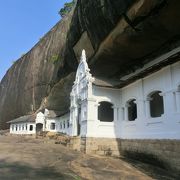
top-left (59, 0), bottom-right (76, 18)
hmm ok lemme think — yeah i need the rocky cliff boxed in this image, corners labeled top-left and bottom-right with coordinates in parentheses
top-left (1, 0), bottom-right (180, 129)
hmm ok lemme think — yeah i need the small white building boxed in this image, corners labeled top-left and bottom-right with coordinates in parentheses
top-left (8, 115), bottom-right (36, 135)
top-left (8, 110), bottom-right (70, 135)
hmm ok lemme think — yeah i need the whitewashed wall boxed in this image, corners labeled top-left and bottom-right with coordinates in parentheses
top-left (46, 114), bottom-right (70, 135)
top-left (87, 61), bottom-right (180, 139)
top-left (10, 122), bottom-right (36, 135)
top-left (85, 87), bottom-right (120, 138)
top-left (119, 61), bottom-right (180, 139)
top-left (70, 50), bottom-right (180, 140)
top-left (35, 112), bottom-right (46, 131)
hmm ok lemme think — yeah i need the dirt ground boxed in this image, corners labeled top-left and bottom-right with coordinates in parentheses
top-left (0, 135), bottom-right (177, 180)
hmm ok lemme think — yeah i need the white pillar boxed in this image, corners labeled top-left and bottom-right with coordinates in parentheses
top-left (175, 91), bottom-right (180, 113)
top-left (125, 104), bottom-right (129, 121)
top-left (86, 98), bottom-right (97, 137)
top-left (145, 98), bottom-right (151, 119)
top-left (112, 106), bottom-right (119, 122)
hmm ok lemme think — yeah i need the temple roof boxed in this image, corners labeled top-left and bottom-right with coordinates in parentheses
top-left (7, 114), bottom-right (36, 124)
top-left (46, 110), bottom-right (69, 118)
top-left (46, 110), bottom-right (62, 118)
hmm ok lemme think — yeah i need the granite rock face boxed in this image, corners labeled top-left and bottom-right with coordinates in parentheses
top-left (1, 0), bottom-right (180, 129)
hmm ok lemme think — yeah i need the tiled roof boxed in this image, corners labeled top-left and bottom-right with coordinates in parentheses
top-left (7, 114), bottom-right (36, 124)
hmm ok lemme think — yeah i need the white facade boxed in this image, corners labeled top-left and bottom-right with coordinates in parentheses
top-left (45, 113), bottom-right (70, 134)
top-left (9, 111), bottom-right (70, 135)
top-left (69, 50), bottom-right (180, 140)
top-left (10, 122), bottom-right (36, 135)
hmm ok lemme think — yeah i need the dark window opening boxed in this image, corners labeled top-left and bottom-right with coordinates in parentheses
top-left (77, 107), bottom-right (81, 135)
top-left (29, 125), bottom-right (33, 131)
top-left (16, 125), bottom-right (18, 131)
top-left (98, 101), bottom-right (114, 122)
top-left (67, 120), bottom-right (70, 128)
top-left (127, 99), bottom-right (137, 121)
top-left (63, 121), bottom-right (66, 129)
top-left (50, 123), bottom-right (56, 130)
top-left (149, 91), bottom-right (164, 117)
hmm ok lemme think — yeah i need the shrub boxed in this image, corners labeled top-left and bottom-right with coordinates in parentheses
top-left (58, 0), bottom-right (76, 18)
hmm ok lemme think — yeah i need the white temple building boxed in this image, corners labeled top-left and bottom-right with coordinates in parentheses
top-left (67, 49), bottom-right (180, 155)
top-left (8, 49), bottom-right (180, 171)
top-left (9, 49), bottom-right (180, 140)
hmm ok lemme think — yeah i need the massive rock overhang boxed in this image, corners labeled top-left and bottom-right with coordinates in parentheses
top-left (87, 0), bottom-right (180, 87)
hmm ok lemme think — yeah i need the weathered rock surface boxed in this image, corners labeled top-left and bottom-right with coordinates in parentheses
top-left (1, 0), bottom-right (180, 129)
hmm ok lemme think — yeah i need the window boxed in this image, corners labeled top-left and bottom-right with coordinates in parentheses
top-left (22, 124), bottom-right (24, 130)
top-left (16, 125), bottom-right (18, 131)
top-left (12, 125), bottom-right (14, 131)
top-left (60, 122), bottom-right (62, 129)
top-left (29, 125), bottom-right (33, 131)
top-left (67, 120), bottom-right (70, 128)
top-left (50, 123), bottom-right (56, 130)
top-left (127, 99), bottom-right (137, 121)
top-left (63, 121), bottom-right (66, 128)
top-left (149, 91), bottom-right (164, 117)
top-left (26, 124), bottom-right (28, 130)
top-left (98, 101), bottom-right (114, 122)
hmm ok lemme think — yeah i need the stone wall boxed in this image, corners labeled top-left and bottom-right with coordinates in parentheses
top-left (68, 136), bottom-right (81, 151)
top-left (69, 137), bottom-right (180, 174)
top-left (120, 139), bottom-right (180, 173)
top-left (84, 137), bottom-right (121, 157)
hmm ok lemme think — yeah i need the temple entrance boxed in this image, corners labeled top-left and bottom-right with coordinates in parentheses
top-left (77, 107), bottom-right (81, 136)
top-left (36, 123), bottom-right (43, 134)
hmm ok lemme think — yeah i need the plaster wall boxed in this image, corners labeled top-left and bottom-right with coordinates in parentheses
top-left (85, 87), bottom-right (120, 138)
top-left (46, 114), bottom-right (70, 135)
top-left (70, 51), bottom-right (180, 140)
top-left (120, 61), bottom-right (180, 139)
top-left (80, 62), bottom-right (180, 139)
top-left (10, 122), bottom-right (36, 135)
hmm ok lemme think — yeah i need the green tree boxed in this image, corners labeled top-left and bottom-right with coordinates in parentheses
top-left (58, 0), bottom-right (76, 18)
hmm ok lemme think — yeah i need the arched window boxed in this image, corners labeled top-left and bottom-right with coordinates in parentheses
top-left (149, 91), bottom-right (164, 117)
top-left (127, 99), bottom-right (137, 121)
top-left (98, 101), bottom-right (114, 122)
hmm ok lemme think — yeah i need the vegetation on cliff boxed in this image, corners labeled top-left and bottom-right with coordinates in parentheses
top-left (59, 0), bottom-right (76, 17)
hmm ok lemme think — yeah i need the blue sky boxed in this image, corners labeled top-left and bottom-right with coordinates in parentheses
top-left (0, 0), bottom-right (69, 81)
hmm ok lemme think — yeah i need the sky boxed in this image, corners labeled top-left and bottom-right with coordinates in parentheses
top-left (0, 0), bottom-right (70, 81)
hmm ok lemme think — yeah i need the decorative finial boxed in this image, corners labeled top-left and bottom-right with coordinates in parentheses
top-left (81, 49), bottom-right (86, 62)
